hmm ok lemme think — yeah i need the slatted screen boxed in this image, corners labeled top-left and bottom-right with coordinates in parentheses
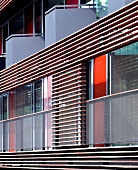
top-left (0, 1), bottom-right (137, 148)
top-left (0, 0), bottom-right (13, 11)
top-left (52, 63), bottom-right (86, 147)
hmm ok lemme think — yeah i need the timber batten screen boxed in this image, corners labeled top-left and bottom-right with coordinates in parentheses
top-left (0, 0), bottom-right (137, 149)
top-left (0, 1), bottom-right (137, 93)
top-left (52, 63), bottom-right (86, 147)
top-left (0, 0), bottom-right (13, 11)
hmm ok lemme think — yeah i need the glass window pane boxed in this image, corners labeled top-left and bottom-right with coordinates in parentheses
top-left (9, 12), bottom-right (24, 35)
top-left (23, 116), bottom-right (33, 151)
top-left (0, 97), bottom-right (2, 121)
top-left (3, 95), bottom-right (7, 120)
top-left (9, 90), bottom-right (16, 118)
top-left (3, 121), bottom-right (9, 151)
top-left (35, 114), bottom-right (44, 150)
top-left (3, 24), bottom-right (8, 53)
top-left (35, 80), bottom-right (42, 112)
top-left (35, 0), bottom-right (42, 33)
top-left (16, 83), bottom-right (32, 116)
top-left (25, 4), bottom-right (33, 34)
top-left (111, 42), bottom-right (138, 94)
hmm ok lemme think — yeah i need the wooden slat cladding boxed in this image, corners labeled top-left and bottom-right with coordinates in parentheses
top-left (0, 0), bottom-right (13, 11)
top-left (0, 0), bottom-right (136, 149)
top-left (0, 1), bottom-right (138, 93)
top-left (52, 63), bottom-right (86, 147)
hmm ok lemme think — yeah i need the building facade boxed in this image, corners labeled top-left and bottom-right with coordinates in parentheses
top-left (0, 0), bottom-right (137, 152)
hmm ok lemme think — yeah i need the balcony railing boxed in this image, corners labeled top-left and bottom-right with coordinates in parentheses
top-left (45, 4), bottom-right (96, 15)
top-left (87, 89), bottom-right (138, 147)
top-left (45, 4), bottom-right (107, 19)
top-left (0, 53), bottom-right (6, 58)
top-left (0, 110), bottom-right (52, 152)
top-left (6, 33), bottom-right (45, 42)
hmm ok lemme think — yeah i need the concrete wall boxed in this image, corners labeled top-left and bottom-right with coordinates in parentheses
top-left (108, 0), bottom-right (134, 14)
top-left (45, 8), bottom-right (96, 47)
top-left (6, 36), bottom-right (45, 68)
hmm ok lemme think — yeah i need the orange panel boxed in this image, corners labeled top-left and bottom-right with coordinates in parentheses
top-left (94, 54), bottom-right (106, 147)
top-left (94, 54), bottom-right (106, 98)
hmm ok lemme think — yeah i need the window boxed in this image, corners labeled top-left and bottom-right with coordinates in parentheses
top-left (0, 94), bottom-right (8, 120)
top-left (34, 80), bottom-right (42, 112)
top-left (111, 42), bottom-right (138, 94)
top-left (35, 0), bottom-right (42, 33)
top-left (16, 84), bottom-right (32, 116)
top-left (87, 54), bottom-right (107, 100)
top-left (3, 24), bottom-right (8, 53)
top-left (9, 12), bottom-right (24, 35)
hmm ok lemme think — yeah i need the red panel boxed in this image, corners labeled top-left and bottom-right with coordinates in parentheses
top-left (9, 90), bottom-right (16, 118)
top-left (25, 5), bottom-right (33, 34)
top-left (94, 54), bottom-right (106, 147)
top-left (66, 0), bottom-right (78, 4)
top-left (94, 54), bottom-right (106, 98)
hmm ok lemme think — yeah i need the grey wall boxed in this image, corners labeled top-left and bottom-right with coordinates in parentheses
top-left (108, 0), bottom-right (135, 14)
top-left (6, 36), bottom-right (45, 68)
top-left (45, 8), bottom-right (96, 47)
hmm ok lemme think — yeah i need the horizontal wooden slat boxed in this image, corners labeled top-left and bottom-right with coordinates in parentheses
top-left (0, 1), bottom-right (137, 148)
top-left (0, 2), bottom-right (137, 93)
top-left (52, 131), bottom-right (85, 137)
top-left (0, 0), bottom-right (13, 11)
top-left (52, 97), bottom-right (86, 107)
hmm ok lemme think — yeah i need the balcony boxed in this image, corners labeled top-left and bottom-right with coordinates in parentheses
top-left (6, 34), bottom-right (45, 67)
top-left (86, 89), bottom-right (138, 147)
top-left (45, 4), bottom-right (96, 47)
top-left (0, 110), bottom-right (52, 152)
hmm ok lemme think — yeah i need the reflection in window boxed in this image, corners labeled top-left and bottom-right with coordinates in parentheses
top-left (16, 84), bottom-right (32, 116)
top-left (81, 0), bottom-right (108, 19)
top-left (34, 80), bottom-right (42, 112)
top-left (0, 97), bottom-right (2, 121)
top-left (94, 0), bottom-right (108, 19)
top-left (111, 42), bottom-right (138, 94)
top-left (0, 94), bottom-right (8, 120)
top-left (47, 0), bottom-right (64, 9)
top-left (24, 4), bottom-right (33, 34)
top-left (3, 95), bottom-right (8, 120)
top-left (9, 12), bottom-right (24, 35)
top-left (3, 24), bottom-right (8, 53)
top-left (35, 0), bottom-right (42, 33)
top-left (0, 78), bottom-right (45, 119)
